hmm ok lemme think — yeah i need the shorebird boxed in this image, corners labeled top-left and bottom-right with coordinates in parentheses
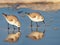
top-left (2, 13), bottom-right (21, 33)
top-left (26, 30), bottom-right (45, 40)
top-left (4, 31), bottom-right (21, 43)
top-left (20, 12), bottom-right (45, 31)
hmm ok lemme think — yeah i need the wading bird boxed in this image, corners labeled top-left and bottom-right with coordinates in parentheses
top-left (2, 13), bottom-right (21, 33)
top-left (19, 12), bottom-right (45, 31)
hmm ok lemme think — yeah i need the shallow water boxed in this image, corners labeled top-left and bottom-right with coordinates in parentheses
top-left (0, 8), bottom-right (60, 45)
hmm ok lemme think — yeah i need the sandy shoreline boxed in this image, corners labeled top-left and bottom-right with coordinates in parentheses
top-left (0, 2), bottom-right (60, 11)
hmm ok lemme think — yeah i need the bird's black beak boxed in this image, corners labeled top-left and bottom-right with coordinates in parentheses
top-left (25, 12), bottom-right (30, 15)
top-left (2, 13), bottom-right (7, 17)
top-left (43, 21), bottom-right (45, 24)
top-left (20, 12), bottom-right (30, 17)
top-left (18, 11), bottom-right (23, 14)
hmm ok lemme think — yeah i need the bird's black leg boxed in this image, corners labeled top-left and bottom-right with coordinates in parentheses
top-left (36, 22), bottom-right (39, 31)
top-left (8, 23), bottom-right (10, 34)
top-left (13, 25), bottom-right (16, 33)
top-left (18, 27), bottom-right (20, 32)
top-left (43, 20), bottom-right (45, 24)
top-left (31, 21), bottom-right (33, 32)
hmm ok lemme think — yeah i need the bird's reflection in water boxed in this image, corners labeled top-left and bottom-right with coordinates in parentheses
top-left (4, 31), bottom-right (21, 43)
top-left (26, 29), bottom-right (45, 40)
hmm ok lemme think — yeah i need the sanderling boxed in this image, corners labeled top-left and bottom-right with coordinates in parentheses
top-left (24, 12), bottom-right (45, 31)
top-left (2, 13), bottom-right (21, 33)
top-left (26, 30), bottom-right (45, 40)
top-left (4, 31), bottom-right (21, 43)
